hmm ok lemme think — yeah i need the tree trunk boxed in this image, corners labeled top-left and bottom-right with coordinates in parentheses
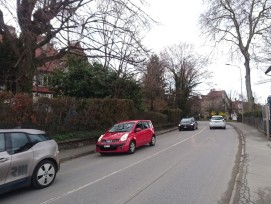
top-left (244, 56), bottom-right (254, 111)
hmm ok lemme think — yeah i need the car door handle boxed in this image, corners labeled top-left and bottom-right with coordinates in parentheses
top-left (0, 158), bottom-right (9, 163)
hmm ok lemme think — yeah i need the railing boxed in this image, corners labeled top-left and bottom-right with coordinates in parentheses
top-left (243, 117), bottom-right (265, 132)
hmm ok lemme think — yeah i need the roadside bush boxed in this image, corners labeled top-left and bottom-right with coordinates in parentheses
top-left (0, 92), bottom-right (34, 128)
top-left (244, 110), bottom-right (262, 118)
top-left (0, 92), bottom-right (178, 140)
top-left (162, 109), bottom-right (183, 122)
top-left (133, 110), bottom-right (168, 126)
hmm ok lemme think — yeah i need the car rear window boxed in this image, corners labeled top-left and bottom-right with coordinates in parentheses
top-left (142, 121), bottom-right (149, 129)
top-left (10, 132), bottom-right (31, 154)
top-left (147, 121), bottom-right (153, 128)
top-left (212, 116), bottom-right (223, 120)
top-left (29, 134), bottom-right (51, 144)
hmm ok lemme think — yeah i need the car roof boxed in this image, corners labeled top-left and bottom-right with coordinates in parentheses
top-left (211, 115), bottom-right (223, 117)
top-left (0, 129), bottom-right (46, 134)
top-left (116, 120), bottom-right (151, 124)
top-left (181, 117), bottom-right (194, 120)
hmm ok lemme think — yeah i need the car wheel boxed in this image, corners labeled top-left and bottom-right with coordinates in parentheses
top-left (32, 160), bottom-right (56, 189)
top-left (149, 135), bottom-right (156, 146)
top-left (128, 141), bottom-right (136, 154)
top-left (179, 128), bottom-right (181, 131)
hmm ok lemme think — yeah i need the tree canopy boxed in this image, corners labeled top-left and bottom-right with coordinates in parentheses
top-left (0, 0), bottom-right (153, 93)
top-left (160, 42), bottom-right (210, 114)
top-left (200, 0), bottom-right (271, 110)
top-left (50, 56), bottom-right (143, 108)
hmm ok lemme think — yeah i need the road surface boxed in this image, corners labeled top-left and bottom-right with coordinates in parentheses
top-left (0, 121), bottom-right (240, 204)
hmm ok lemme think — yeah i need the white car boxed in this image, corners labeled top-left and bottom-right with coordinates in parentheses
top-left (0, 129), bottom-right (60, 194)
top-left (209, 115), bottom-right (226, 129)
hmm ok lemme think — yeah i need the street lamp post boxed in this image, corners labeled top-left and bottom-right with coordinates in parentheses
top-left (226, 64), bottom-right (244, 123)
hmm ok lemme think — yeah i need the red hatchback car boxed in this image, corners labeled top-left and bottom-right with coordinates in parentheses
top-left (96, 120), bottom-right (156, 154)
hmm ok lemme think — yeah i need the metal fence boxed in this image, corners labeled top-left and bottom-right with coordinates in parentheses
top-left (243, 104), bottom-right (270, 139)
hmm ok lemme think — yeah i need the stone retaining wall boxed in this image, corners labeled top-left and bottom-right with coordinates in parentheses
top-left (57, 137), bottom-right (97, 150)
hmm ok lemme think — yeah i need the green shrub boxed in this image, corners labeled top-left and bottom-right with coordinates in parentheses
top-left (162, 109), bottom-right (183, 122)
top-left (244, 110), bottom-right (262, 118)
top-left (132, 110), bottom-right (168, 125)
top-left (52, 130), bottom-right (104, 142)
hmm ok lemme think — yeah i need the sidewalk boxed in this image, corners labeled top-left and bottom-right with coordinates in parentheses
top-left (229, 122), bottom-right (271, 204)
top-left (58, 123), bottom-right (271, 203)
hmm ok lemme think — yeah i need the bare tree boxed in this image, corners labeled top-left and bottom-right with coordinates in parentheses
top-left (0, 0), bottom-right (153, 93)
top-left (226, 89), bottom-right (239, 116)
top-left (200, 0), bottom-right (271, 110)
top-left (142, 54), bottom-right (165, 111)
top-left (160, 42), bottom-right (210, 114)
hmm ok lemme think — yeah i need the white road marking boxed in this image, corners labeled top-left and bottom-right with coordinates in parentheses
top-left (40, 127), bottom-right (206, 204)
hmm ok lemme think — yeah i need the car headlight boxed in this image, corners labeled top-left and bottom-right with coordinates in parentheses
top-left (98, 134), bottom-right (104, 142)
top-left (120, 133), bottom-right (129, 141)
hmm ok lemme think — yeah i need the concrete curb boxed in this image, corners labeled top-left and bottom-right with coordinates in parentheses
top-left (60, 150), bottom-right (96, 163)
top-left (228, 123), bottom-right (246, 204)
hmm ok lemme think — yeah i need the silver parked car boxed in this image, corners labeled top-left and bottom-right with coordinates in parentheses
top-left (209, 115), bottom-right (226, 129)
top-left (0, 129), bottom-right (60, 194)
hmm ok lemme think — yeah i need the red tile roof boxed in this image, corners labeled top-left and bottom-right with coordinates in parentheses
top-left (32, 87), bottom-right (52, 94)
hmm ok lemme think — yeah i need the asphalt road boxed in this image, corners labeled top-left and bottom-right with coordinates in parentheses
top-left (0, 121), bottom-right (240, 204)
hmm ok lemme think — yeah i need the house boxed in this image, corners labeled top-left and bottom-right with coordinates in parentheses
top-left (1, 25), bottom-right (88, 99)
top-left (231, 99), bottom-right (243, 120)
top-left (33, 39), bottom-right (87, 99)
top-left (200, 89), bottom-right (231, 118)
top-left (33, 37), bottom-right (63, 99)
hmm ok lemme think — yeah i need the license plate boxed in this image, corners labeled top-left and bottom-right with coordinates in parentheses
top-left (104, 145), bottom-right (110, 148)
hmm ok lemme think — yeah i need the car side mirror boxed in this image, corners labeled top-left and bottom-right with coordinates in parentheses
top-left (135, 128), bottom-right (142, 132)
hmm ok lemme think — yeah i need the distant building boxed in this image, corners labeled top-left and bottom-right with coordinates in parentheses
top-left (33, 37), bottom-right (63, 99)
top-left (1, 25), bottom-right (89, 99)
top-left (200, 89), bottom-right (231, 118)
top-left (231, 99), bottom-right (243, 120)
top-left (33, 39), bottom-right (87, 99)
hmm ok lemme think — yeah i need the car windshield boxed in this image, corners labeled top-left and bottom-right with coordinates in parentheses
top-left (181, 118), bottom-right (192, 123)
top-left (109, 122), bottom-right (135, 133)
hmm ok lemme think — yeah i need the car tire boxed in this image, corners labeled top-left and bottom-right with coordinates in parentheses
top-left (32, 160), bottom-right (57, 189)
top-left (149, 135), bottom-right (156, 146)
top-left (128, 141), bottom-right (136, 154)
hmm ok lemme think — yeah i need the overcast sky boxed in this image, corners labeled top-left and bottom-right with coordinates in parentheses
top-left (143, 0), bottom-right (271, 104)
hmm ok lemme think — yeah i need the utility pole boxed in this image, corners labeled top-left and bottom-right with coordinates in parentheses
top-left (226, 64), bottom-right (244, 123)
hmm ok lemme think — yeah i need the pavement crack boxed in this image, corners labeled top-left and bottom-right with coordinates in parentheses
top-left (236, 153), bottom-right (255, 204)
